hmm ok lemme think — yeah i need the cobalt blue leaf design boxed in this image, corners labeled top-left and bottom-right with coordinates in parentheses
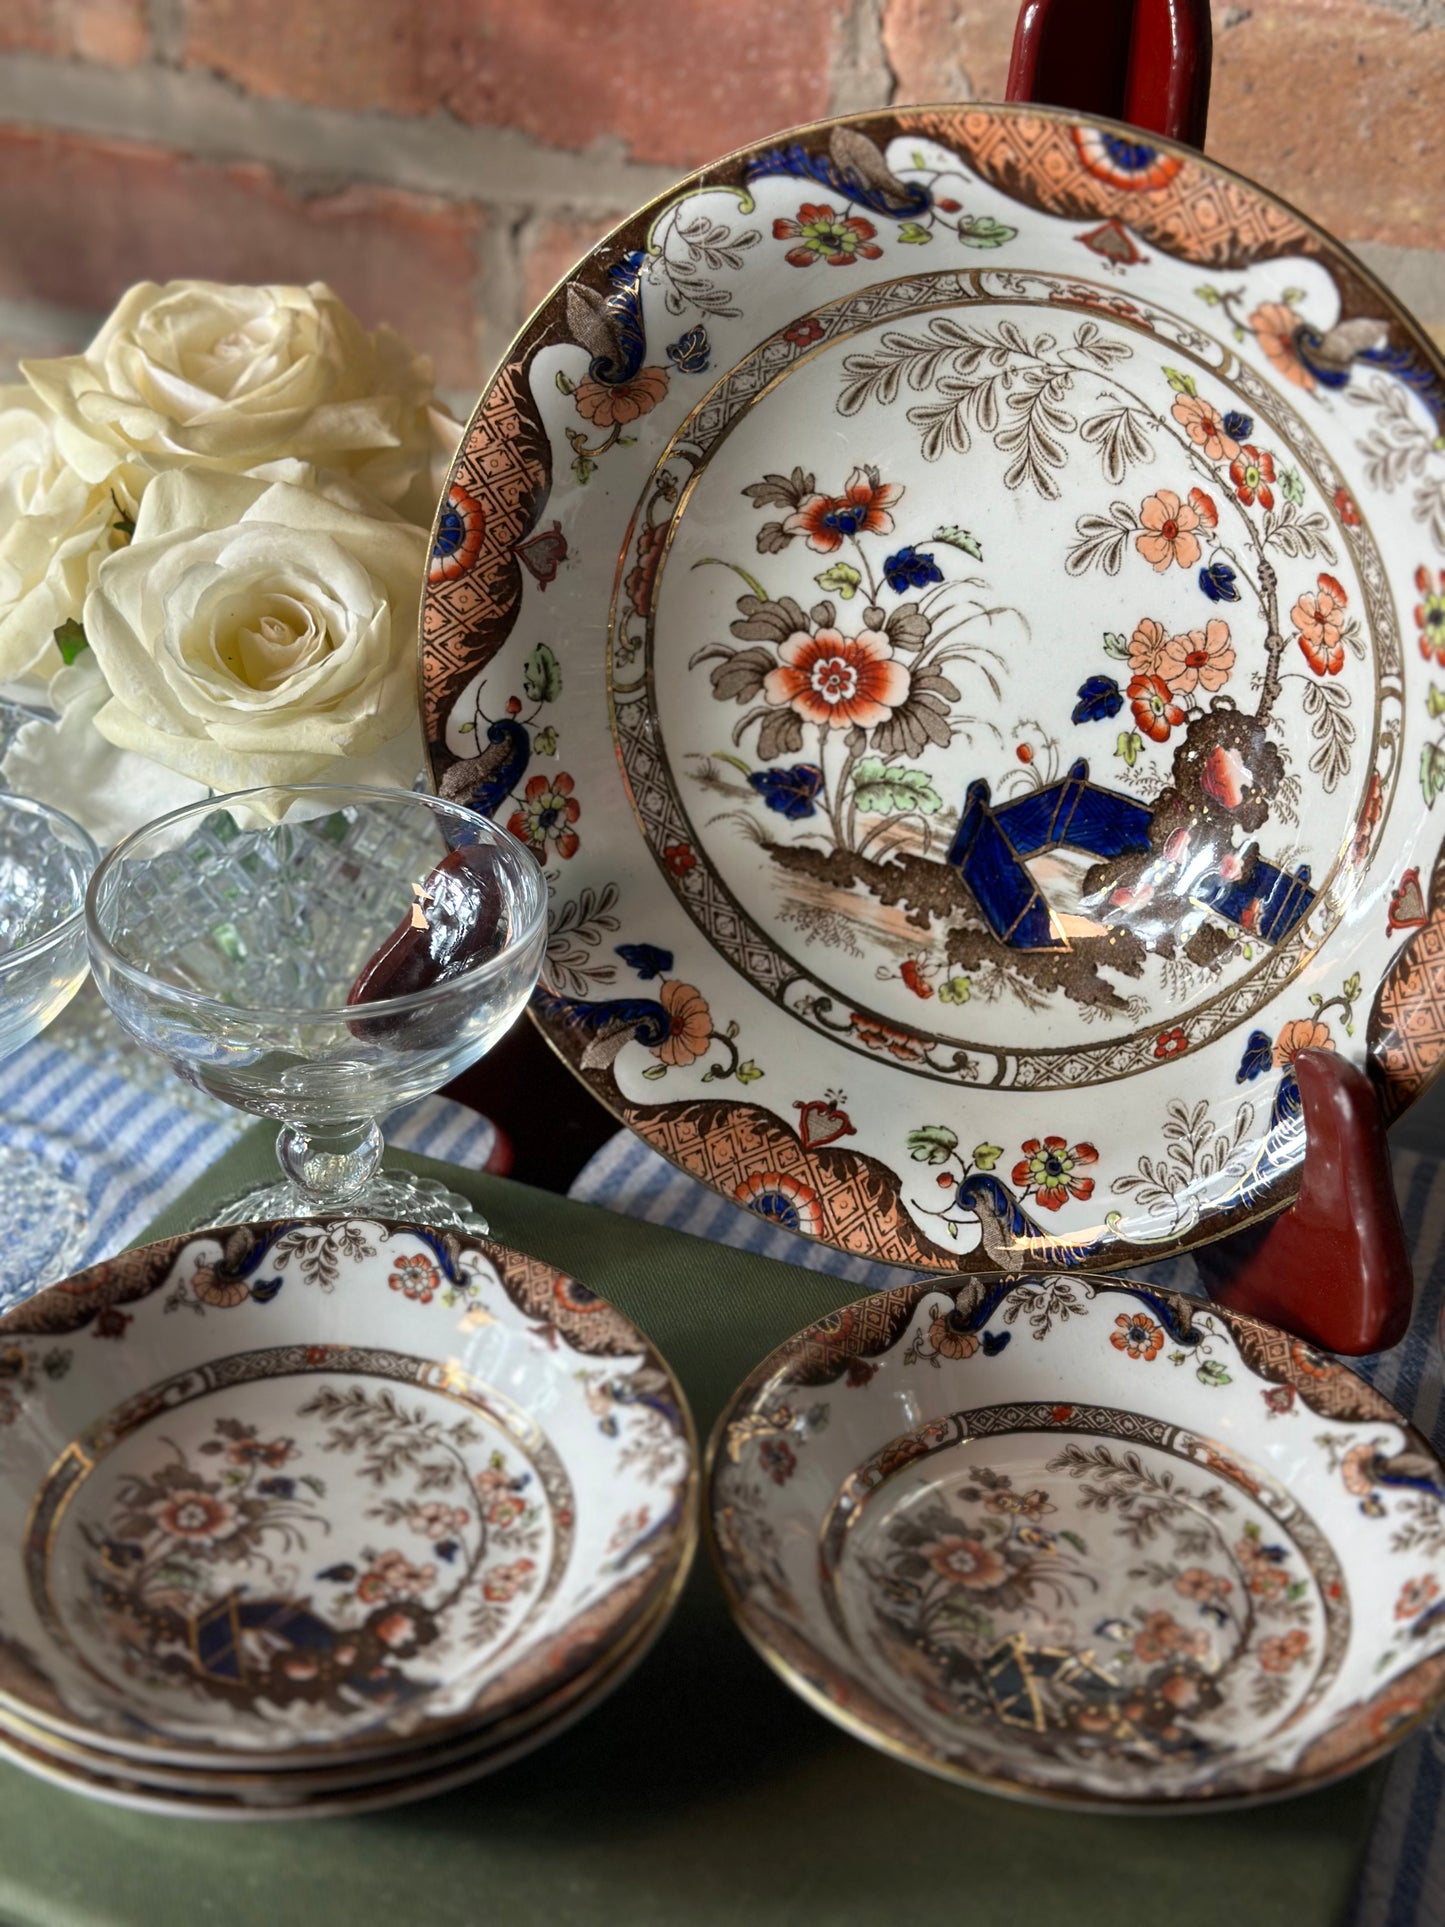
top-left (1237, 1029), bottom-right (1274, 1083)
top-left (258, 1477), bottom-right (296, 1499)
top-left (666, 326), bottom-right (710, 375)
top-left (1071, 675), bottom-right (1124, 725)
top-left (1199, 561), bottom-right (1240, 603)
top-left (616, 943), bottom-right (674, 980)
top-left (435, 1540), bottom-right (460, 1564)
top-left (743, 141), bottom-right (930, 218)
top-left (250, 1276), bottom-right (283, 1304)
top-left (748, 764), bottom-right (825, 819)
top-left (532, 991), bottom-right (671, 1047)
top-left (1221, 410), bottom-right (1254, 441)
top-left (981, 1330), bottom-right (1011, 1357)
top-left (587, 249), bottom-right (649, 385)
top-left (882, 546), bottom-right (944, 593)
top-left (317, 1563), bottom-right (357, 1583)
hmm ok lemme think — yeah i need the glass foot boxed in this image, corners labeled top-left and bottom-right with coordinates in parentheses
top-left (0, 1142), bottom-right (91, 1307)
top-left (182, 1169), bottom-right (491, 1240)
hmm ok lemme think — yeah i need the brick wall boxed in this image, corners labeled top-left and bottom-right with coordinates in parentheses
top-left (0, 0), bottom-right (1440, 410)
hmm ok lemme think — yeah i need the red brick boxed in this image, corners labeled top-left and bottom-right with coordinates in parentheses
top-left (181, 0), bottom-right (851, 169)
top-left (0, 127), bottom-right (486, 390)
top-left (519, 211), bottom-right (631, 318)
top-left (0, 0), bottom-right (148, 62)
top-left (884, 0), bottom-right (1018, 107)
top-left (883, 0), bottom-right (1444, 252)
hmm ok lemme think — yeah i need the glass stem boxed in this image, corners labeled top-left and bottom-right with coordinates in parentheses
top-left (276, 1120), bottom-right (385, 1211)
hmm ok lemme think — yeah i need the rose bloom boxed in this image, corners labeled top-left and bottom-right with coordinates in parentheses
top-left (0, 386), bottom-right (145, 691)
top-left (1127, 616), bottom-right (1170, 676)
top-left (24, 468), bottom-right (426, 837)
top-left (21, 280), bottom-right (455, 523)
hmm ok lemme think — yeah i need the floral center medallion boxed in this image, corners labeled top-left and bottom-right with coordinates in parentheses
top-left (821, 1407), bottom-right (1346, 1775)
top-left (28, 1346), bottom-right (572, 1749)
top-left (612, 270), bottom-right (1397, 1089)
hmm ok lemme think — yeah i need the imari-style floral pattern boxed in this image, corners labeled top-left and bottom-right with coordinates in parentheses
top-left (422, 103), bottom-right (1445, 1277)
top-left (0, 1220), bottom-right (696, 1758)
top-left (711, 1273), bottom-right (1445, 1805)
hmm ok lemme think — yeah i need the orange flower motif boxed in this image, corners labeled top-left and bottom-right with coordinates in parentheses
top-left (1188, 486), bottom-right (1220, 529)
top-left (1274, 1017), bottom-right (1333, 1067)
top-left (1133, 1610), bottom-right (1209, 1663)
top-left (1170, 395), bottom-right (1241, 463)
top-left (1127, 616), bottom-right (1169, 676)
top-left (1229, 444), bottom-right (1276, 511)
top-left (773, 203), bottom-right (883, 269)
top-left (1293, 573), bottom-right (1350, 677)
top-left (1135, 490), bottom-right (1202, 573)
top-left (1333, 487), bottom-right (1360, 527)
top-left (1340, 1442), bottom-right (1377, 1496)
top-left (1011, 1136), bottom-right (1098, 1211)
top-left (783, 466), bottom-right (900, 553)
top-left (1258, 1629), bottom-right (1311, 1673)
top-left (573, 365), bottom-right (670, 428)
top-left (653, 979), bottom-right (713, 1067)
top-left (1161, 618), bottom-right (1235, 694)
top-left (1154, 1026), bottom-right (1189, 1060)
top-left (928, 1534), bottom-right (1006, 1589)
top-left (763, 626), bottom-right (910, 732)
top-left (508, 772), bottom-right (580, 860)
top-left (155, 1489), bottom-right (236, 1541)
top-left (1175, 1567), bottom-right (1232, 1603)
top-left (1111, 1311), bottom-right (1164, 1361)
top-left (625, 518), bottom-right (668, 619)
top-left (927, 1313), bottom-right (980, 1360)
top-left (1396, 1575), bottom-right (1440, 1621)
top-left (1129, 673), bottom-right (1185, 744)
top-left (1250, 301), bottom-right (1314, 389)
top-left (848, 1011), bottom-right (927, 1062)
top-left (1415, 565), bottom-right (1445, 668)
top-left (663, 842), bottom-right (696, 877)
top-left (357, 1549), bottom-right (435, 1604)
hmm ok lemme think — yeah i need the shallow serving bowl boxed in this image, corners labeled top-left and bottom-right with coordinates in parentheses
top-left (0, 1221), bottom-right (695, 1769)
top-left (709, 1272), bottom-right (1445, 1808)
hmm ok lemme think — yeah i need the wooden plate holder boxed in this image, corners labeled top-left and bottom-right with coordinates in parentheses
top-left (1006, 0), bottom-right (1413, 1354)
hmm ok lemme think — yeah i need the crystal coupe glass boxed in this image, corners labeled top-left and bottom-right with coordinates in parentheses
top-left (0, 793), bottom-right (100, 1300)
top-left (86, 785), bottom-right (548, 1232)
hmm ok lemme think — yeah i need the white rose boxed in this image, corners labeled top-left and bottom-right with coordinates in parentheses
top-left (0, 385), bottom-right (142, 691)
top-left (22, 281), bottom-right (455, 525)
top-left (80, 467), bottom-right (427, 809)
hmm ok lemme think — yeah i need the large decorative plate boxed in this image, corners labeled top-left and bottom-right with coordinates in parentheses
top-left (422, 104), bottom-right (1445, 1274)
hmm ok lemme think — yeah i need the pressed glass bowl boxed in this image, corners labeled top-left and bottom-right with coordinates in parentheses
top-left (85, 786), bottom-right (548, 1225)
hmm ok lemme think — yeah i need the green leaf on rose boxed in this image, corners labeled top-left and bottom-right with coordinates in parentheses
top-left (522, 643), bottom-right (562, 706)
top-left (53, 619), bottom-right (88, 666)
top-left (907, 1125), bottom-right (958, 1165)
top-left (971, 1143), bottom-right (1003, 1172)
top-left (897, 222), bottom-right (932, 245)
top-left (1060, 1530), bottom-right (1087, 1555)
top-left (1343, 972), bottom-right (1362, 1002)
top-left (1421, 742), bottom-right (1445, 807)
top-left (1195, 285), bottom-right (1221, 305)
top-left (555, 370), bottom-right (577, 396)
top-left (1163, 366), bottom-right (1198, 396)
top-left (1196, 1359), bottom-right (1233, 1387)
top-left (1116, 729), bottom-right (1142, 769)
top-left (1428, 685), bottom-right (1445, 720)
top-left (736, 1059), bottom-right (763, 1083)
top-left (532, 725), bottom-right (558, 756)
top-left (814, 561), bottom-right (862, 601)
top-left (938, 975), bottom-right (971, 1005)
top-left (851, 758), bottom-right (943, 815)
top-left (571, 453), bottom-right (595, 487)
top-left (1102, 631), bottom-right (1129, 660)
top-left (933, 525), bottom-right (983, 561)
top-left (1281, 287), bottom-right (1306, 306)
top-left (1281, 467), bottom-right (1306, 507)
top-left (641, 1063), bottom-right (667, 1081)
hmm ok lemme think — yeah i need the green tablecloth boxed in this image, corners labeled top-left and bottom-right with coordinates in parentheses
top-left (0, 1126), bottom-right (1381, 1926)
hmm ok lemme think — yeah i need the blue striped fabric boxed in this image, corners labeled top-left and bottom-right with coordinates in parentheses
top-left (0, 1030), bottom-right (496, 1278)
top-left (570, 1130), bottom-right (1445, 1921)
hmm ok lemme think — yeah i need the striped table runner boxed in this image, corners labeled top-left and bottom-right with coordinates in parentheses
top-left (570, 1129), bottom-right (1445, 1926)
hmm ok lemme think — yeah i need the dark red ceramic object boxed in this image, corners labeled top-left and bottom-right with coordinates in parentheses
top-left (1006, 0), bottom-right (1212, 150)
top-left (1195, 1053), bottom-right (1414, 1356)
top-left (1006, 0), bottom-right (1412, 1354)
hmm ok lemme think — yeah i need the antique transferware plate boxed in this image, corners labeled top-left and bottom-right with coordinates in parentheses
top-left (0, 1566), bottom-right (676, 1818)
top-left (0, 1221), bottom-right (696, 1768)
top-left (708, 1273), bottom-right (1445, 1808)
top-left (422, 103), bottom-right (1445, 1274)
